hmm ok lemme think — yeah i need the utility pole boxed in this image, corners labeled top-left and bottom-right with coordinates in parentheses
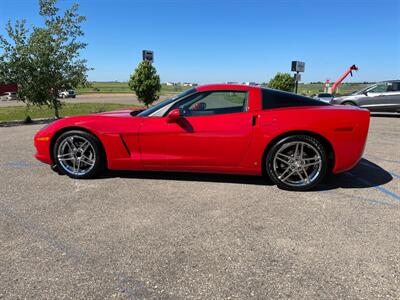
top-left (291, 61), bottom-right (305, 94)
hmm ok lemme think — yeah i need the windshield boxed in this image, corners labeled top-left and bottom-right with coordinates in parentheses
top-left (351, 85), bottom-right (372, 95)
top-left (137, 88), bottom-right (196, 117)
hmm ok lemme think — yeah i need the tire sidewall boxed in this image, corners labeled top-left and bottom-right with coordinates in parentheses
top-left (53, 130), bottom-right (104, 179)
top-left (265, 135), bottom-right (327, 191)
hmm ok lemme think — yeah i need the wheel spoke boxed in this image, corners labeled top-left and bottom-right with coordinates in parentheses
top-left (303, 156), bottom-right (320, 162)
top-left (294, 143), bottom-right (300, 157)
top-left (66, 138), bottom-right (76, 151)
top-left (281, 170), bottom-right (295, 182)
top-left (296, 169), bottom-right (305, 182)
top-left (276, 156), bottom-right (290, 165)
top-left (299, 143), bottom-right (304, 158)
top-left (76, 159), bottom-right (81, 174)
top-left (59, 156), bottom-right (74, 162)
top-left (276, 152), bottom-right (292, 161)
top-left (72, 158), bottom-right (77, 174)
top-left (79, 141), bottom-right (90, 153)
top-left (80, 155), bottom-right (95, 166)
top-left (300, 166), bottom-right (310, 183)
top-left (58, 153), bottom-right (73, 160)
top-left (303, 162), bottom-right (320, 168)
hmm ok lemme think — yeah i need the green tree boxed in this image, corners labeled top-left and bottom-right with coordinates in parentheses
top-left (128, 61), bottom-right (161, 107)
top-left (0, 0), bottom-right (90, 118)
top-left (267, 72), bottom-right (295, 92)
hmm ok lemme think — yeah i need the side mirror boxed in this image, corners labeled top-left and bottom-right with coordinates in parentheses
top-left (166, 108), bottom-right (181, 123)
top-left (363, 91), bottom-right (368, 96)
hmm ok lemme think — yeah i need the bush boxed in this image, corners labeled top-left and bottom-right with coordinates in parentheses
top-left (268, 73), bottom-right (295, 92)
top-left (24, 115), bottom-right (32, 123)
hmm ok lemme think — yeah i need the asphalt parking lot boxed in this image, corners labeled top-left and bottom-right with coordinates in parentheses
top-left (0, 116), bottom-right (399, 299)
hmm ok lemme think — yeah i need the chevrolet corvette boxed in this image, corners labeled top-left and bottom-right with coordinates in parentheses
top-left (34, 84), bottom-right (370, 191)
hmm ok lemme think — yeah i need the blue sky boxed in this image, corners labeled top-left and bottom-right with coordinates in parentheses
top-left (1, 0), bottom-right (399, 83)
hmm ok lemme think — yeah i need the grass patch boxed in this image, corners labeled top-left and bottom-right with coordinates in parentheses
top-left (76, 82), bottom-right (193, 95)
top-left (76, 82), bottom-right (132, 94)
top-left (0, 103), bottom-right (141, 122)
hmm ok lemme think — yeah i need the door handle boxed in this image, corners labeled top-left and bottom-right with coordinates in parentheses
top-left (252, 115), bottom-right (257, 126)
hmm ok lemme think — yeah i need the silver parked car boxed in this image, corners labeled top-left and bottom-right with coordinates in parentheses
top-left (331, 80), bottom-right (400, 113)
top-left (314, 93), bottom-right (334, 103)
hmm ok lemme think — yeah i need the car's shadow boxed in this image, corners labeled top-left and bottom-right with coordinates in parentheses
top-left (315, 159), bottom-right (393, 191)
top-left (102, 158), bottom-right (392, 191)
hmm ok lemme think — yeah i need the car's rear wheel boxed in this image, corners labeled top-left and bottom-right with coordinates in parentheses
top-left (265, 135), bottom-right (327, 191)
top-left (53, 130), bottom-right (104, 179)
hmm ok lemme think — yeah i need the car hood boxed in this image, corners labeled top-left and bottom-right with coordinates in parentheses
top-left (94, 108), bottom-right (145, 117)
top-left (37, 108), bottom-right (146, 138)
top-left (335, 94), bottom-right (363, 101)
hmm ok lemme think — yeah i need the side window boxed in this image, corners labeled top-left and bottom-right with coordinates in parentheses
top-left (179, 91), bottom-right (248, 116)
top-left (387, 82), bottom-right (400, 92)
top-left (367, 84), bottom-right (388, 93)
top-left (262, 88), bottom-right (329, 109)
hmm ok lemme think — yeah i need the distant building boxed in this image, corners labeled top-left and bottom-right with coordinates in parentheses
top-left (0, 83), bottom-right (17, 94)
top-left (226, 82), bottom-right (259, 86)
top-left (243, 82), bottom-right (258, 86)
top-left (165, 82), bottom-right (175, 86)
top-left (182, 82), bottom-right (197, 87)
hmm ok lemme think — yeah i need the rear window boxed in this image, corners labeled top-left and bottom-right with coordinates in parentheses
top-left (262, 88), bottom-right (330, 109)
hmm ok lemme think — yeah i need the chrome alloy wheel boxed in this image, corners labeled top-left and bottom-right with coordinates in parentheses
top-left (272, 141), bottom-right (322, 187)
top-left (57, 135), bottom-right (96, 176)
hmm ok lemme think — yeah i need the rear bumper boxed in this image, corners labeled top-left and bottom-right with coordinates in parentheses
top-left (332, 109), bottom-right (370, 174)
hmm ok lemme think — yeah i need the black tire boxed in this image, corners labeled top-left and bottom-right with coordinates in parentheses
top-left (343, 101), bottom-right (357, 106)
top-left (265, 135), bottom-right (327, 191)
top-left (53, 130), bottom-right (105, 179)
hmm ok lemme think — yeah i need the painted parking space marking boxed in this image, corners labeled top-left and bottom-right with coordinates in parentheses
top-left (347, 172), bottom-right (400, 202)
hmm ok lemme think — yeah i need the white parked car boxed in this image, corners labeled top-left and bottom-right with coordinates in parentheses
top-left (58, 90), bottom-right (76, 99)
top-left (0, 92), bottom-right (18, 101)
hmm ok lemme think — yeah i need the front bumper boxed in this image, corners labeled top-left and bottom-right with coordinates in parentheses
top-left (34, 133), bottom-right (52, 165)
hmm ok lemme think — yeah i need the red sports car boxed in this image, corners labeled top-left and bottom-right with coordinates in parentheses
top-left (34, 84), bottom-right (370, 191)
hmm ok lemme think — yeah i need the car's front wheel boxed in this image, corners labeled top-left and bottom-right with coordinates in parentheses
top-left (53, 130), bottom-right (104, 179)
top-left (265, 135), bottom-right (327, 191)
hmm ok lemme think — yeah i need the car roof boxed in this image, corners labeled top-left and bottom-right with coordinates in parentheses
top-left (196, 84), bottom-right (260, 92)
top-left (378, 80), bottom-right (400, 83)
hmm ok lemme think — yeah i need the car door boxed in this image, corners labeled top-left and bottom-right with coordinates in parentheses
top-left (359, 83), bottom-right (392, 112)
top-left (384, 81), bottom-right (400, 112)
top-left (166, 90), bottom-right (254, 167)
top-left (137, 117), bottom-right (172, 167)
